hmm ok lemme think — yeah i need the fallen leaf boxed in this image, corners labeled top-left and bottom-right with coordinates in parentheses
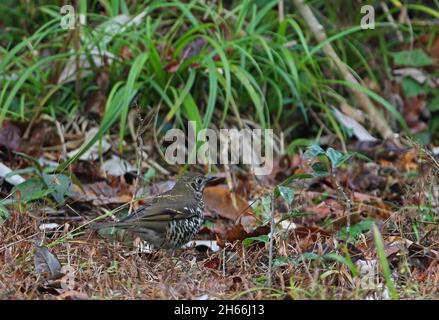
top-left (101, 155), bottom-right (135, 176)
top-left (204, 185), bottom-right (252, 221)
top-left (69, 180), bottom-right (132, 206)
top-left (0, 120), bottom-right (21, 151)
top-left (305, 198), bottom-right (345, 221)
top-left (67, 128), bottom-right (111, 161)
top-left (225, 213), bottom-right (269, 243)
top-left (394, 68), bottom-right (428, 84)
top-left (332, 107), bottom-right (377, 142)
top-left (33, 243), bottom-right (62, 279)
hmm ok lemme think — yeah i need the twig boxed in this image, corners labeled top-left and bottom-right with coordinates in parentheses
top-left (128, 105), bottom-right (155, 215)
top-left (267, 192), bottom-right (275, 287)
top-left (332, 173), bottom-right (352, 234)
top-left (292, 0), bottom-right (395, 139)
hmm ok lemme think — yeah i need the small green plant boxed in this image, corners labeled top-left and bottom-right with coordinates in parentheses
top-left (5, 153), bottom-right (76, 210)
top-left (303, 144), bottom-right (355, 176)
top-left (304, 144), bottom-right (362, 235)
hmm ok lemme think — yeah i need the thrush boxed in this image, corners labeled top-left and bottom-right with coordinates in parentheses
top-left (93, 172), bottom-right (215, 249)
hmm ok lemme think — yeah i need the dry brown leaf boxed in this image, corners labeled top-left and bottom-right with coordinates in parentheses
top-left (225, 213), bottom-right (269, 243)
top-left (0, 120), bottom-right (21, 151)
top-left (204, 185), bottom-right (252, 221)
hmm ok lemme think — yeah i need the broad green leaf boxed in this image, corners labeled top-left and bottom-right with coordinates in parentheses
top-left (339, 219), bottom-right (373, 242)
top-left (326, 148), bottom-right (343, 169)
top-left (13, 178), bottom-right (51, 203)
top-left (277, 186), bottom-right (295, 205)
top-left (303, 144), bottom-right (325, 160)
top-left (42, 173), bottom-right (73, 205)
top-left (402, 78), bottom-right (428, 97)
top-left (392, 49), bottom-right (433, 67)
top-left (311, 162), bottom-right (329, 177)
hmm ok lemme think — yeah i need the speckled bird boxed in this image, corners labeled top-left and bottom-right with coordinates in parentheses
top-left (94, 172), bottom-right (214, 249)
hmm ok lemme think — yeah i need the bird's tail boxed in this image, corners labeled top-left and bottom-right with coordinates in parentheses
top-left (89, 221), bottom-right (118, 230)
top-left (90, 221), bottom-right (134, 242)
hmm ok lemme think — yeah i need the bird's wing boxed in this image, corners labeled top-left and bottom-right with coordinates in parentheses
top-left (117, 194), bottom-right (196, 224)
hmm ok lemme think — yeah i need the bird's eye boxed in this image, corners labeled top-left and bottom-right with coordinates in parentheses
top-left (196, 177), bottom-right (203, 184)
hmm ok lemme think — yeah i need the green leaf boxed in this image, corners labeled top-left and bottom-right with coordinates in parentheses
top-left (402, 78), bottom-right (429, 97)
top-left (42, 173), bottom-right (73, 205)
top-left (326, 148), bottom-right (343, 169)
top-left (119, 53), bottom-right (149, 152)
top-left (303, 144), bottom-right (325, 160)
top-left (242, 235), bottom-right (269, 247)
top-left (428, 94), bottom-right (439, 112)
top-left (372, 224), bottom-right (399, 300)
top-left (0, 203), bottom-right (10, 223)
top-left (57, 81), bottom-right (127, 171)
top-left (392, 49), bottom-right (433, 67)
top-left (182, 92), bottom-right (202, 135)
top-left (311, 162), bottom-right (329, 177)
top-left (230, 65), bottom-right (267, 128)
top-left (12, 178), bottom-right (51, 203)
top-left (277, 186), bottom-right (295, 205)
top-left (339, 219), bottom-right (373, 242)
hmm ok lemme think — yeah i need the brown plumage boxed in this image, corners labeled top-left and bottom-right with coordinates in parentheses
top-left (93, 172), bottom-right (214, 249)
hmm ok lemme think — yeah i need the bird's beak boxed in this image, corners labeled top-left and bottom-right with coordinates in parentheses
top-left (206, 176), bottom-right (223, 186)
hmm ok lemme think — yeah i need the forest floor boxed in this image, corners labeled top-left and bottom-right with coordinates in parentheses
top-left (1, 131), bottom-right (438, 299)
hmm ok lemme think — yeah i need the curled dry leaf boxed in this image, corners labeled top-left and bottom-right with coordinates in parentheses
top-left (385, 236), bottom-right (438, 271)
top-left (101, 155), bottom-right (135, 176)
top-left (69, 181), bottom-right (132, 206)
top-left (332, 107), bottom-right (377, 142)
top-left (305, 198), bottom-right (345, 222)
top-left (33, 243), bottom-right (62, 279)
top-left (0, 120), bottom-right (21, 151)
top-left (225, 213), bottom-right (270, 243)
top-left (289, 225), bottom-right (331, 251)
